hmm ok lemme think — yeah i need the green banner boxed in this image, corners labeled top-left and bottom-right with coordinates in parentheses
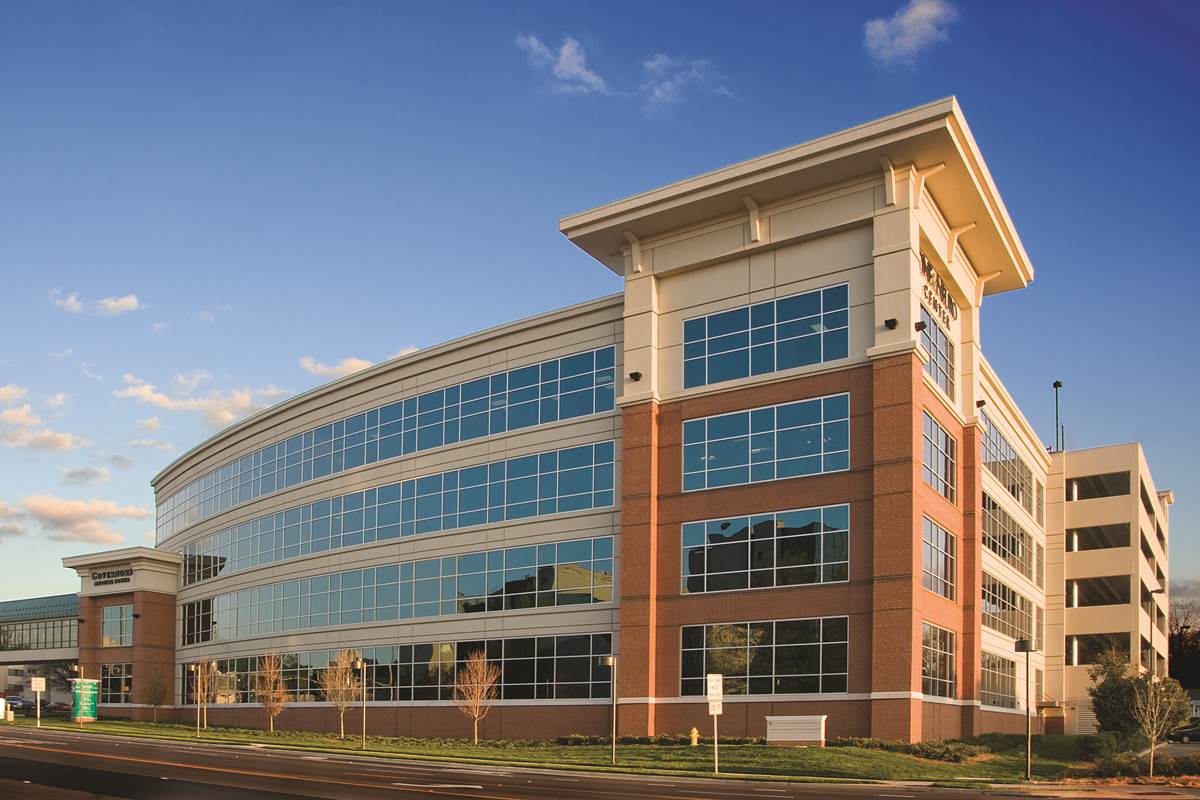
top-left (72, 678), bottom-right (99, 722)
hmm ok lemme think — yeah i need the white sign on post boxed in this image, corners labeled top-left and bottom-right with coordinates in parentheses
top-left (31, 676), bottom-right (45, 728)
top-left (30, 678), bottom-right (46, 692)
top-left (706, 673), bottom-right (723, 773)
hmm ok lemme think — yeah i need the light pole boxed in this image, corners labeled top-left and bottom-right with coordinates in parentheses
top-left (1052, 380), bottom-right (1063, 451)
top-left (599, 655), bottom-right (617, 764)
top-left (1015, 639), bottom-right (1036, 781)
top-left (70, 664), bottom-right (80, 729)
top-left (355, 657), bottom-right (367, 750)
top-left (188, 664), bottom-right (199, 737)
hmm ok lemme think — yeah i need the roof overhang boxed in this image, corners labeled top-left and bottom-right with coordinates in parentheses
top-left (62, 546), bottom-right (182, 571)
top-left (559, 97), bottom-right (1033, 295)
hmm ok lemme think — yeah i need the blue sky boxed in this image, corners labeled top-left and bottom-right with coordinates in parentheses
top-left (1, 0), bottom-right (1197, 601)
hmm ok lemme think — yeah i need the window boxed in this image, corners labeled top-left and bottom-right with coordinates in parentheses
top-left (682, 394), bottom-right (849, 491)
top-left (680, 617), bottom-right (848, 696)
top-left (982, 494), bottom-right (1035, 580)
top-left (1067, 575), bottom-right (1131, 608)
top-left (980, 412), bottom-right (1034, 515)
top-left (0, 619), bottom-right (78, 651)
top-left (1068, 524), bottom-right (1130, 552)
top-left (922, 517), bottom-right (956, 600)
top-left (100, 604), bottom-right (132, 647)
top-left (682, 505), bottom-right (848, 594)
top-left (183, 441), bottom-right (616, 586)
top-left (181, 633), bottom-right (613, 704)
top-left (921, 623), bottom-right (955, 698)
top-left (183, 536), bottom-right (615, 645)
top-left (981, 572), bottom-right (1034, 640)
top-left (1066, 472), bottom-right (1130, 501)
top-left (157, 346), bottom-right (617, 542)
top-left (683, 285), bottom-right (849, 389)
top-left (922, 412), bottom-right (956, 502)
top-left (1036, 480), bottom-right (1045, 528)
top-left (919, 306), bottom-right (954, 398)
top-left (1035, 543), bottom-right (1044, 590)
top-left (1066, 633), bottom-right (1130, 666)
top-left (100, 663), bottom-right (133, 704)
top-left (981, 652), bottom-right (1017, 708)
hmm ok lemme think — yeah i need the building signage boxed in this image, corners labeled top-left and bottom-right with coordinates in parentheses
top-left (91, 567), bottom-right (133, 587)
top-left (920, 254), bottom-right (959, 327)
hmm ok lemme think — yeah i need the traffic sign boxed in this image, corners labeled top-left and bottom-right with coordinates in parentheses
top-left (708, 701), bottom-right (723, 716)
top-left (706, 674), bottom-right (723, 701)
top-left (30, 677), bottom-right (45, 692)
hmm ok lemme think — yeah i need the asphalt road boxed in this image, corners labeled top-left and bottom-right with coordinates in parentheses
top-left (0, 725), bottom-right (1173, 800)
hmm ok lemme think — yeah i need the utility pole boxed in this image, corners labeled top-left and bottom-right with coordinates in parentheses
top-left (1052, 380), bottom-right (1063, 451)
top-left (599, 656), bottom-right (617, 764)
top-left (355, 657), bottom-right (367, 750)
top-left (1015, 639), bottom-right (1035, 781)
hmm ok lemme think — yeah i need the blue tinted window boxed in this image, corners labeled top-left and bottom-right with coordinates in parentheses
top-left (683, 286), bottom-right (849, 389)
top-left (158, 346), bottom-right (618, 542)
top-left (682, 394), bottom-right (850, 491)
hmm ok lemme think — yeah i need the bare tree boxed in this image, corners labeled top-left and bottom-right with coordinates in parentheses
top-left (141, 664), bottom-right (171, 723)
top-left (191, 662), bottom-right (216, 730)
top-left (256, 653), bottom-right (290, 733)
top-left (1132, 673), bottom-right (1190, 778)
top-left (318, 649), bottom-right (360, 739)
top-left (453, 650), bottom-right (501, 745)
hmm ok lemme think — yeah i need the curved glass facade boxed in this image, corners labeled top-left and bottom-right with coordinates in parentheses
top-left (183, 441), bottom-right (616, 586)
top-left (158, 346), bottom-right (617, 542)
top-left (183, 536), bottom-right (615, 644)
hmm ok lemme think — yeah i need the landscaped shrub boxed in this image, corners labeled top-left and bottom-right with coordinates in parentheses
top-left (555, 733), bottom-right (765, 746)
top-left (826, 737), bottom-right (986, 762)
top-left (1077, 731), bottom-right (1122, 761)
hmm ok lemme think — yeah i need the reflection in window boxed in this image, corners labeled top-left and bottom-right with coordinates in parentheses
top-left (980, 412), bottom-right (1033, 515)
top-left (181, 633), bottom-right (612, 703)
top-left (981, 652), bottom-right (1016, 708)
top-left (101, 605), bottom-right (133, 647)
top-left (682, 394), bottom-right (850, 492)
top-left (921, 623), bottom-right (955, 698)
top-left (157, 347), bottom-right (617, 542)
top-left (682, 505), bottom-right (848, 594)
top-left (983, 493), bottom-right (1036, 580)
top-left (183, 537), bottom-right (614, 644)
top-left (921, 517), bottom-right (955, 600)
top-left (922, 412), bottom-right (956, 503)
top-left (920, 307), bottom-right (954, 399)
top-left (100, 663), bottom-right (133, 704)
top-left (183, 441), bottom-right (615, 586)
top-left (680, 616), bottom-right (848, 697)
top-left (683, 285), bottom-right (849, 389)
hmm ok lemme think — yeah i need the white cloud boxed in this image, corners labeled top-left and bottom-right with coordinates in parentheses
top-left (171, 370), bottom-right (212, 396)
top-left (113, 372), bottom-right (288, 429)
top-left (0, 384), bottom-right (28, 406)
top-left (299, 356), bottom-right (374, 379)
top-left (151, 322), bottom-right (169, 333)
top-left (0, 500), bottom-right (25, 538)
top-left (864, 0), bottom-right (958, 65)
top-left (640, 54), bottom-right (730, 112)
top-left (21, 494), bottom-right (149, 544)
top-left (95, 294), bottom-right (145, 316)
top-left (49, 290), bottom-right (84, 313)
top-left (0, 404), bottom-right (42, 427)
top-left (0, 426), bottom-right (91, 451)
top-left (127, 437), bottom-right (175, 452)
top-left (136, 416), bottom-right (161, 431)
top-left (197, 311), bottom-right (216, 324)
top-left (62, 466), bottom-right (111, 485)
top-left (108, 455), bottom-right (135, 469)
top-left (517, 34), bottom-right (610, 95)
top-left (45, 392), bottom-right (69, 409)
top-left (80, 364), bottom-right (103, 382)
top-left (49, 347), bottom-right (73, 359)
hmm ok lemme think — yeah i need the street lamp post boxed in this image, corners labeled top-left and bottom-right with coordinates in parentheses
top-left (187, 664), bottom-right (199, 737)
top-left (355, 658), bottom-right (366, 750)
top-left (70, 664), bottom-right (80, 729)
top-left (599, 655), bottom-right (617, 765)
top-left (1015, 639), bottom-right (1036, 781)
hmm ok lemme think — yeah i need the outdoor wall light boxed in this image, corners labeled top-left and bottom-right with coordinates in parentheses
top-left (884, 318), bottom-right (898, 330)
top-left (914, 321), bottom-right (927, 332)
top-left (628, 371), bottom-right (642, 382)
top-left (976, 400), bottom-right (987, 409)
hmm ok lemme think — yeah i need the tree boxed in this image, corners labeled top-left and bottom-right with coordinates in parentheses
top-left (1169, 599), bottom-right (1200, 689)
top-left (318, 649), bottom-right (359, 739)
top-left (1087, 649), bottom-right (1138, 737)
top-left (1132, 673), bottom-right (1190, 778)
top-left (31, 662), bottom-right (75, 694)
top-left (256, 653), bottom-right (289, 733)
top-left (453, 650), bottom-right (500, 745)
top-left (141, 664), bottom-right (171, 723)
top-left (191, 662), bottom-right (216, 730)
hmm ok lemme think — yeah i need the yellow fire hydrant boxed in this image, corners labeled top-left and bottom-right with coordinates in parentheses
top-left (689, 727), bottom-right (700, 747)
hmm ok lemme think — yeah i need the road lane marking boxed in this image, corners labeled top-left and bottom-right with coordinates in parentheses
top-left (393, 783), bottom-right (485, 789)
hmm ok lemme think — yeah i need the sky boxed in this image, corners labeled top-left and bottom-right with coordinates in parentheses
top-left (0, 0), bottom-right (1197, 601)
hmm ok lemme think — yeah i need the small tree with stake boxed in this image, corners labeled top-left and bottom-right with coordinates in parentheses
top-left (318, 649), bottom-right (360, 739)
top-left (453, 650), bottom-right (500, 745)
top-left (140, 663), bottom-right (171, 723)
top-left (1132, 672), bottom-right (1189, 778)
top-left (256, 653), bottom-right (290, 733)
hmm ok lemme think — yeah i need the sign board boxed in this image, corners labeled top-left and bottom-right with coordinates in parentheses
top-left (708, 700), bottom-right (723, 716)
top-left (765, 715), bottom-right (828, 747)
top-left (90, 567), bottom-right (133, 587)
top-left (30, 677), bottom-right (46, 693)
top-left (706, 674), bottom-right (723, 702)
top-left (71, 679), bottom-right (99, 723)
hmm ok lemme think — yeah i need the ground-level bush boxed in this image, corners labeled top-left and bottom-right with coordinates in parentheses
top-left (826, 737), bottom-right (986, 762)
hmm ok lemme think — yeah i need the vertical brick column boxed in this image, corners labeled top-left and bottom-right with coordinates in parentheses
top-left (619, 401), bottom-right (660, 735)
top-left (132, 590), bottom-right (177, 718)
top-left (958, 422), bottom-right (983, 736)
top-left (869, 353), bottom-right (922, 741)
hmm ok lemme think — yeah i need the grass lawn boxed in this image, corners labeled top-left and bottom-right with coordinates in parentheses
top-left (5, 717), bottom-right (1083, 784)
